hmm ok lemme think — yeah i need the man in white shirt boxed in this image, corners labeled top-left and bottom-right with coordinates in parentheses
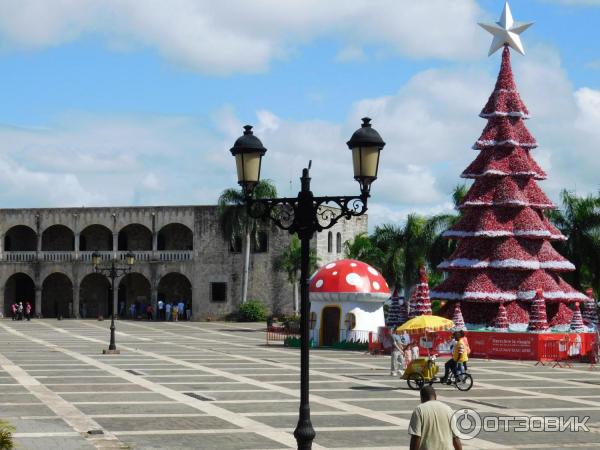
top-left (157, 299), bottom-right (164, 320)
top-left (408, 386), bottom-right (462, 450)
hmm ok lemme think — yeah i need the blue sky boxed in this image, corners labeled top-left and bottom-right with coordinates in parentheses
top-left (0, 0), bottom-right (599, 228)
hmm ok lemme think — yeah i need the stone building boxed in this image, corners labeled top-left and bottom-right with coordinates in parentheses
top-left (0, 205), bottom-right (367, 319)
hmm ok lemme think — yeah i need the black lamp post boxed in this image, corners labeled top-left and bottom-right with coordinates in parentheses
top-left (92, 251), bottom-right (135, 354)
top-left (230, 118), bottom-right (385, 449)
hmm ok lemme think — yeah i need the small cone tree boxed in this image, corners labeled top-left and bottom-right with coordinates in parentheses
top-left (570, 302), bottom-right (586, 332)
top-left (452, 303), bottom-right (466, 331)
top-left (582, 288), bottom-right (598, 325)
top-left (527, 289), bottom-right (548, 332)
top-left (494, 303), bottom-right (509, 331)
top-left (411, 266), bottom-right (432, 317)
top-left (386, 288), bottom-right (407, 328)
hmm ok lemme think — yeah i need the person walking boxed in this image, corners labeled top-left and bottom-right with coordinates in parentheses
top-left (165, 302), bottom-right (171, 322)
top-left (408, 386), bottom-right (462, 450)
top-left (17, 302), bottom-right (24, 320)
top-left (157, 299), bottom-right (164, 320)
top-left (25, 302), bottom-right (32, 321)
top-left (11, 303), bottom-right (17, 320)
top-left (146, 304), bottom-right (154, 321)
top-left (390, 331), bottom-right (404, 376)
top-left (171, 302), bottom-right (178, 322)
top-left (185, 302), bottom-right (191, 321)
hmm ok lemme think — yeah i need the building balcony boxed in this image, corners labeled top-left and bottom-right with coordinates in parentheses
top-left (2, 250), bottom-right (194, 263)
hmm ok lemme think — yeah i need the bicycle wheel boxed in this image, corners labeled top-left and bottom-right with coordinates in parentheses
top-left (455, 373), bottom-right (473, 391)
top-left (407, 373), bottom-right (424, 390)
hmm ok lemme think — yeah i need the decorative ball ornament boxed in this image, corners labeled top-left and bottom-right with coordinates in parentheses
top-left (479, 1), bottom-right (533, 56)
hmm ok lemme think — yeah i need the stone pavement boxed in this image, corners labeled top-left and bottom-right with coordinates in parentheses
top-left (1, 320), bottom-right (600, 449)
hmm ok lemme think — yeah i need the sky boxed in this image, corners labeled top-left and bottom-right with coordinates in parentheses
top-left (0, 0), bottom-right (599, 229)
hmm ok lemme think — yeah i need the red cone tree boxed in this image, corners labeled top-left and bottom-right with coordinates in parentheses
top-left (451, 302), bottom-right (466, 331)
top-left (527, 289), bottom-right (548, 332)
top-left (432, 46), bottom-right (586, 327)
top-left (494, 303), bottom-right (509, 331)
top-left (409, 266), bottom-right (432, 318)
top-left (570, 302), bottom-right (586, 332)
top-left (386, 288), bottom-right (407, 327)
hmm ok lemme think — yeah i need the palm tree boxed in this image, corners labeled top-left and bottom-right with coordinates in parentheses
top-left (274, 234), bottom-right (319, 315)
top-left (547, 190), bottom-right (600, 292)
top-left (343, 232), bottom-right (384, 268)
top-left (218, 180), bottom-right (278, 304)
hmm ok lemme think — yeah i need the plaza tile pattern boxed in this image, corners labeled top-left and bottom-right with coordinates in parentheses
top-left (1, 319), bottom-right (600, 449)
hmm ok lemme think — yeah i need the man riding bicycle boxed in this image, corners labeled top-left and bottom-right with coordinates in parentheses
top-left (440, 331), bottom-right (468, 385)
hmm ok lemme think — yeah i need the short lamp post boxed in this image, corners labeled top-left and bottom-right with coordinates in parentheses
top-left (92, 251), bottom-right (135, 354)
top-left (230, 118), bottom-right (385, 449)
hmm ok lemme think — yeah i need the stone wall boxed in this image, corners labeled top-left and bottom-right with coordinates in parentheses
top-left (0, 205), bottom-right (367, 320)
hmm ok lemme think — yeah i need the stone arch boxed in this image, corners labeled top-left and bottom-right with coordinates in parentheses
top-left (118, 272), bottom-right (151, 319)
top-left (80, 225), bottom-right (112, 251)
top-left (4, 225), bottom-right (37, 252)
top-left (158, 272), bottom-right (192, 312)
top-left (79, 273), bottom-right (111, 319)
top-left (42, 225), bottom-right (75, 251)
top-left (4, 273), bottom-right (35, 317)
top-left (157, 223), bottom-right (193, 251)
top-left (42, 272), bottom-right (73, 318)
top-left (118, 224), bottom-right (152, 251)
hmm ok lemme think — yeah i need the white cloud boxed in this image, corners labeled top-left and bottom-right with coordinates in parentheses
top-left (335, 46), bottom-right (367, 63)
top-left (543, 0), bottom-right (600, 5)
top-left (0, 0), bottom-right (485, 74)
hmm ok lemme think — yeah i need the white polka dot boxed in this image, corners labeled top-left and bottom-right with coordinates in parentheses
top-left (325, 263), bottom-right (336, 269)
top-left (373, 281), bottom-right (380, 290)
top-left (315, 279), bottom-right (324, 288)
top-left (350, 262), bottom-right (357, 267)
top-left (332, 271), bottom-right (338, 275)
top-left (368, 267), bottom-right (379, 276)
top-left (346, 273), bottom-right (362, 287)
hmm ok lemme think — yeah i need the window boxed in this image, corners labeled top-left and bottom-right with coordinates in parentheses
top-left (309, 312), bottom-right (317, 330)
top-left (344, 312), bottom-right (356, 330)
top-left (336, 232), bottom-right (342, 254)
top-left (229, 235), bottom-right (243, 253)
top-left (210, 282), bottom-right (227, 302)
top-left (251, 231), bottom-right (268, 253)
top-left (327, 232), bottom-right (332, 253)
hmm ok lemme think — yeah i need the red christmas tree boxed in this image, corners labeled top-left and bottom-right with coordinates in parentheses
top-left (570, 302), bottom-right (586, 332)
top-left (494, 303), bottom-right (509, 331)
top-left (409, 266), bottom-right (432, 318)
top-left (582, 288), bottom-right (598, 325)
top-left (527, 289), bottom-right (548, 332)
top-left (451, 302), bottom-right (466, 331)
top-left (431, 46), bottom-right (586, 327)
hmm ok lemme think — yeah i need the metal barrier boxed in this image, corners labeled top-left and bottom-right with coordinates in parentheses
top-left (266, 326), bottom-right (300, 345)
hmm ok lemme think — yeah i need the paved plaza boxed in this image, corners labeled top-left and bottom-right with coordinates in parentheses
top-left (0, 321), bottom-right (600, 449)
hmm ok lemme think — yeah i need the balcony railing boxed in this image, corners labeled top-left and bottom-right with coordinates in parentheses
top-left (3, 250), bottom-right (194, 263)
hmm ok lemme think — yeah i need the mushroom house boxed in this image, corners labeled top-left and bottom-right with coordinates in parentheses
top-left (309, 259), bottom-right (390, 346)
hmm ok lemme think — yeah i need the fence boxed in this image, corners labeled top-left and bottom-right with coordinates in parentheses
top-left (266, 326), bottom-right (300, 345)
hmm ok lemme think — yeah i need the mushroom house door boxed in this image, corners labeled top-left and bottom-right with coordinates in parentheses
top-left (321, 306), bottom-right (341, 346)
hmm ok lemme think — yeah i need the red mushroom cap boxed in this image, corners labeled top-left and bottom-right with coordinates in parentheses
top-left (310, 259), bottom-right (390, 302)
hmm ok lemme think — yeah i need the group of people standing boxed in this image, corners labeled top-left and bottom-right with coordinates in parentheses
top-left (10, 301), bottom-right (32, 321)
top-left (156, 299), bottom-right (191, 321)
top-left (390, 332), bottom-right (420, 376)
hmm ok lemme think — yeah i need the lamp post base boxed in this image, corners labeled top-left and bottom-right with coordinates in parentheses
top-left (102, 349), bottom-right (120, 355)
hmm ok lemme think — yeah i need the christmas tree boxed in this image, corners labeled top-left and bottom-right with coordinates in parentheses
top-left (451, 303), bottom-right (466, 331)
top-left (494, 303), bottom-right (509, 331)
top-left (409, 266), bottom-right (432, 318)
top-left (527, 289), bottom-right (548, 332)
top-left (386, 288), bottom-right (407, 327)
top-left (570, 302), bottom-right (586, 332)
top-left (431, 39), bottom-right (587, 327)
top-left (582, 289), bottom-right (598, 326)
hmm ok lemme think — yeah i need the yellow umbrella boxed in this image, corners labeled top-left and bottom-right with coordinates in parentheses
top-left (395, 315), bottom-right (454, 335)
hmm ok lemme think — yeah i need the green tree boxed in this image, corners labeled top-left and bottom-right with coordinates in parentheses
top-left (274, 234), bottom-right (319, 315)
top-left (343, 232), bottom-right (384, 268)
top-left (547, 190), bottom-right (600, 292)
top-left (0, 420), bottom-right (14, 450)
top-left (218, 180), bottom-right (278, 304)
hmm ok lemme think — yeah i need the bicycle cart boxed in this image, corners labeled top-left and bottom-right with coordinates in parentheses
top-left (401, 354), bottom-right (473, 391)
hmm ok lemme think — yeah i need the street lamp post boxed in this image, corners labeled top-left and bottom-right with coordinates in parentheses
top-left (229, 118), bottom-right (385, 449)
top-left (92, 251), bottom-right (136, 354)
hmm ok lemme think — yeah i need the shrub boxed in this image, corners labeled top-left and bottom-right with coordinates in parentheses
top-left (0, 420), bottom-right (15, 450)
top-left (238, 299), bottom-right (268, 322)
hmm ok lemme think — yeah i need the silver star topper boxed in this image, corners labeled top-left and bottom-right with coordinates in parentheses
top-left (479, 1), bottom-right (534, 56)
